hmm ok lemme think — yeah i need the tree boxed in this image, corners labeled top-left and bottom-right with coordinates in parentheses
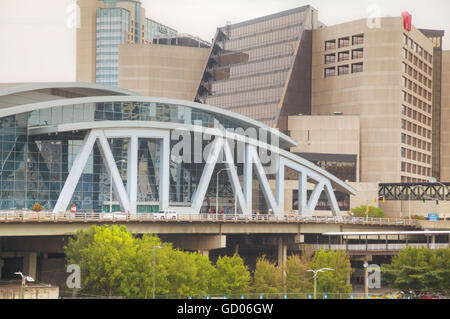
top-left (382, 247), bottom-right (450, 296)
top-left (31, 203), bottom-right (44, 212)
top-left (351, 205), bottom-right (385, 218)
top-left (285, 250), bottom-right (314, 295)
top-left (65, 225), bottom-right (139, 297)
top-left (309, 249), bottom-right (352, 297)
top-left (210, 254), bottom-right (251, 297)
top-left (252, 256), bottom-right (284, 296)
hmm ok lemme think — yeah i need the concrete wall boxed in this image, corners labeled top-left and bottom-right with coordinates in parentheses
top-left (76, 0), bottom-right (102, 83)
top-left (312, 17), bottom-right (434, 183)
top-left (380, 199), bottom-right (450, 219)
top-left (441, 51), bottom-right (450, 181)
top-left (0, 283), bottom-right (59, 299)
top-left (119, 44), bottom-right (210, 100)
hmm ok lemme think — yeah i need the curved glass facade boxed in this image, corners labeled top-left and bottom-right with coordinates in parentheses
top-left (1, 100), bottom-right (271, 214)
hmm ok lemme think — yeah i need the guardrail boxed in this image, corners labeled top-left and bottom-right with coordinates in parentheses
top-left (304, 243), bottom-right (450, 252)
top-left (0, 211), bottom-right (421, 227)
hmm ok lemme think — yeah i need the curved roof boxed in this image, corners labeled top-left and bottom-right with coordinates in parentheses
top-left (0, 82), bottom-right (138, 109)
top-left (0, 94), bottom-right (298, 148)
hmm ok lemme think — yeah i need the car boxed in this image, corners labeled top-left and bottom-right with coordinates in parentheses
top-left (155, 210), bottom-right (178, 220)
top-left (102, 212), bottom-right (128, 220)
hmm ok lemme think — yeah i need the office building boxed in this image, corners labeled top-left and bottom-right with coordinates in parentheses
top-left (76, 0), bottom-right (177, 86)
top-left (118, 35), bottom-right (210, 100)
top-left (196, 5), bottom-right (322, 128)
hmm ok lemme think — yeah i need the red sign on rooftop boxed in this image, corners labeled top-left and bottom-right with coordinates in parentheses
top-left (402, 12), bottom-right (412, 32)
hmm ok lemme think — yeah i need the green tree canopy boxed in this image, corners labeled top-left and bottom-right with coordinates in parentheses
top-left (285, 250), bottom-right (314, 294)
top-left (350, 205), bottom-right (385, 218)
top-left (252, 256), bottom-right (284, 296)
top-left (210, 254), bottom-right (251, 297)
top-left (382, 247), bottom-right (450, 296)
top-left (309, 249), bottom-right (352, 296)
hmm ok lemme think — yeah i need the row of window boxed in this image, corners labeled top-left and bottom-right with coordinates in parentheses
top-left (402, 47), bottom-right (432, 76)
top-left (325, 34), bottom-right (364, 50)
top-left (324, 63), bottom-right (363, 77)
top-left (402, 62), bottom-right (432, 89)
top-left (226, 10), bottom-right (306, 40)
top-left (401, 162), bottom-right (431, 177)
top-left (402, 93), bottom-right (432, 123)
top-left (325, 49), bottom-right (363, 64)
top-left (403, 77), bottom-right (432, 105)
top-left (401, 147), bottom-right (431, 164)
top-left (402, 34), bottom-right (432, 64)
top-left (402, 118), bottom-right (431, 140)
top-left (401, 133), bottom-right (431, 153)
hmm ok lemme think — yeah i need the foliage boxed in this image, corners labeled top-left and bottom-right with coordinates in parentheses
top-left (210, 254), bottom-right (251, 296)
top-left (381, 247), bottom-right (450, 296)
top-left (285, 250), bottom-right (314, 294)
top-left (350, 205), bottom-right (385, 218)
top-left (411, 215), bottom-right (426, 220)
top-left (309, 249), bottom-right (352, 296)
top-left (31, 203), bottom-right (44, 212)
top-left (252, 256), bottom-right (284, 295)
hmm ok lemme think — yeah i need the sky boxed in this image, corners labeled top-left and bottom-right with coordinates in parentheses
top-left (0, 0), bottom-right (449, 83)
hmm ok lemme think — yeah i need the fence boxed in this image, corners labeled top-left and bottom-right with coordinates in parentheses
top-left (0, 211), bottom-right (420, 227)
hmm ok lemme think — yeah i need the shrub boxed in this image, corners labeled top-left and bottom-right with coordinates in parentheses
top-left (31, 203), bottom-right (44, 212)
top-left (350, 205), bottom-right (385, 218)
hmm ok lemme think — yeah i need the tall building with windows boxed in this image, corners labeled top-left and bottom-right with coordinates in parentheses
top-left (441, 51), bottom-right (450, 181)
top-left (76, 0), bottom-right (177, 86)
top-left (312, 17), bottom-right (434, 183)
top-left (196, 6), bottom-right (322, 128)
top-left (419, 29), bottom-right (445, 180)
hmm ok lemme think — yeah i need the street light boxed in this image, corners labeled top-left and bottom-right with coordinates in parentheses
top-left (429, 178), bottom-right (446, 221)
top-left (153, 246), bottom-right (163, 299)
top-left (307, 268), bottom-right (334, 299)
top-left (110, 160), bottom-right (126, 214)
top-left (14, 271), bottom-right (35, 299)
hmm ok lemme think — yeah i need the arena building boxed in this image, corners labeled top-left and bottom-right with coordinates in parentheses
top-left (0, 83), bottom-right (355, 216)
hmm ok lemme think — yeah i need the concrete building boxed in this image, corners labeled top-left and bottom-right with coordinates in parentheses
top-left (441, 51), bottom-right (450, 181)
top-left (419, 29), bottom-right (445, 181)
top-left (196, 5), bottom-right (323, 128)
top-left (76, 0), bottom-right (178, 86)
top-left (311, 17), bottom-right (434, 184)
top-left (118, 39), bottom-right (210, 100)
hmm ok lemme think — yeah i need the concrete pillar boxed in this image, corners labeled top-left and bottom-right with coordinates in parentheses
top-left (0, 259), bottom-right (4, 280)
top-left (235, 243), bottom-right (239, 256)
top-left (431, 235), bottom-right (436, 245)
top-left (277, 237), bottom-right (287, 268)
top-left (363, 255), bottom-right (370, 299)
top-left (23, 252), bottom-right (37, 279)
top-left (200, 250), bottom-right (209, 258)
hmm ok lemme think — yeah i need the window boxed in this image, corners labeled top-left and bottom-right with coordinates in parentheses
top-left (402, 133), bottom-right (406, 144)
top-left (324, 67), bottom-right (336, 77)
top-left (338, 37), bottom-right (350, 48)
top-left (324, 54), bottom-right (336, 64)
top-left (325, 40), bottom-right (336, 50)
top-left (351, 63), bottom-right (363, 73)
top-left (352, 34), bottom-right (364, 45)
top-left (352, 48), bottom-right (363, 59)
top-left (338, 51), bottom-right (350, 62)
top-left (338, 65), bottom-right (349, 75)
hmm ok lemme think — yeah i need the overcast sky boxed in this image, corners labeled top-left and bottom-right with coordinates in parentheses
top-left (0, 0), bottom-right (449, 83)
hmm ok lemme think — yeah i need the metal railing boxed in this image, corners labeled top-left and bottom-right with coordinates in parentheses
top-left (0, 211), bottom-right (421, 226)
top-left (304, 243), bottom-right (450, 252)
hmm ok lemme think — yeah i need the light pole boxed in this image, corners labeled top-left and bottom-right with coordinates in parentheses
top-left (14, 271), bottom-right (34, 299)
top-left (153, 246), bottom-right (163, 299)
top-left (307, 268), bottom-right (334, 299)
top-left (110, 159), bottom-right (126, 214)
top-left (429, 178), bottom-right (446, 221)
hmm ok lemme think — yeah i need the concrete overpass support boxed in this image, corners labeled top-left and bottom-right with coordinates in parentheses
top-left (277, 237), bottom-right (287, 268)
top-left (23, 252), bottom-right (37, 279)
top-left (159, 235), bottom-right (227, 256)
